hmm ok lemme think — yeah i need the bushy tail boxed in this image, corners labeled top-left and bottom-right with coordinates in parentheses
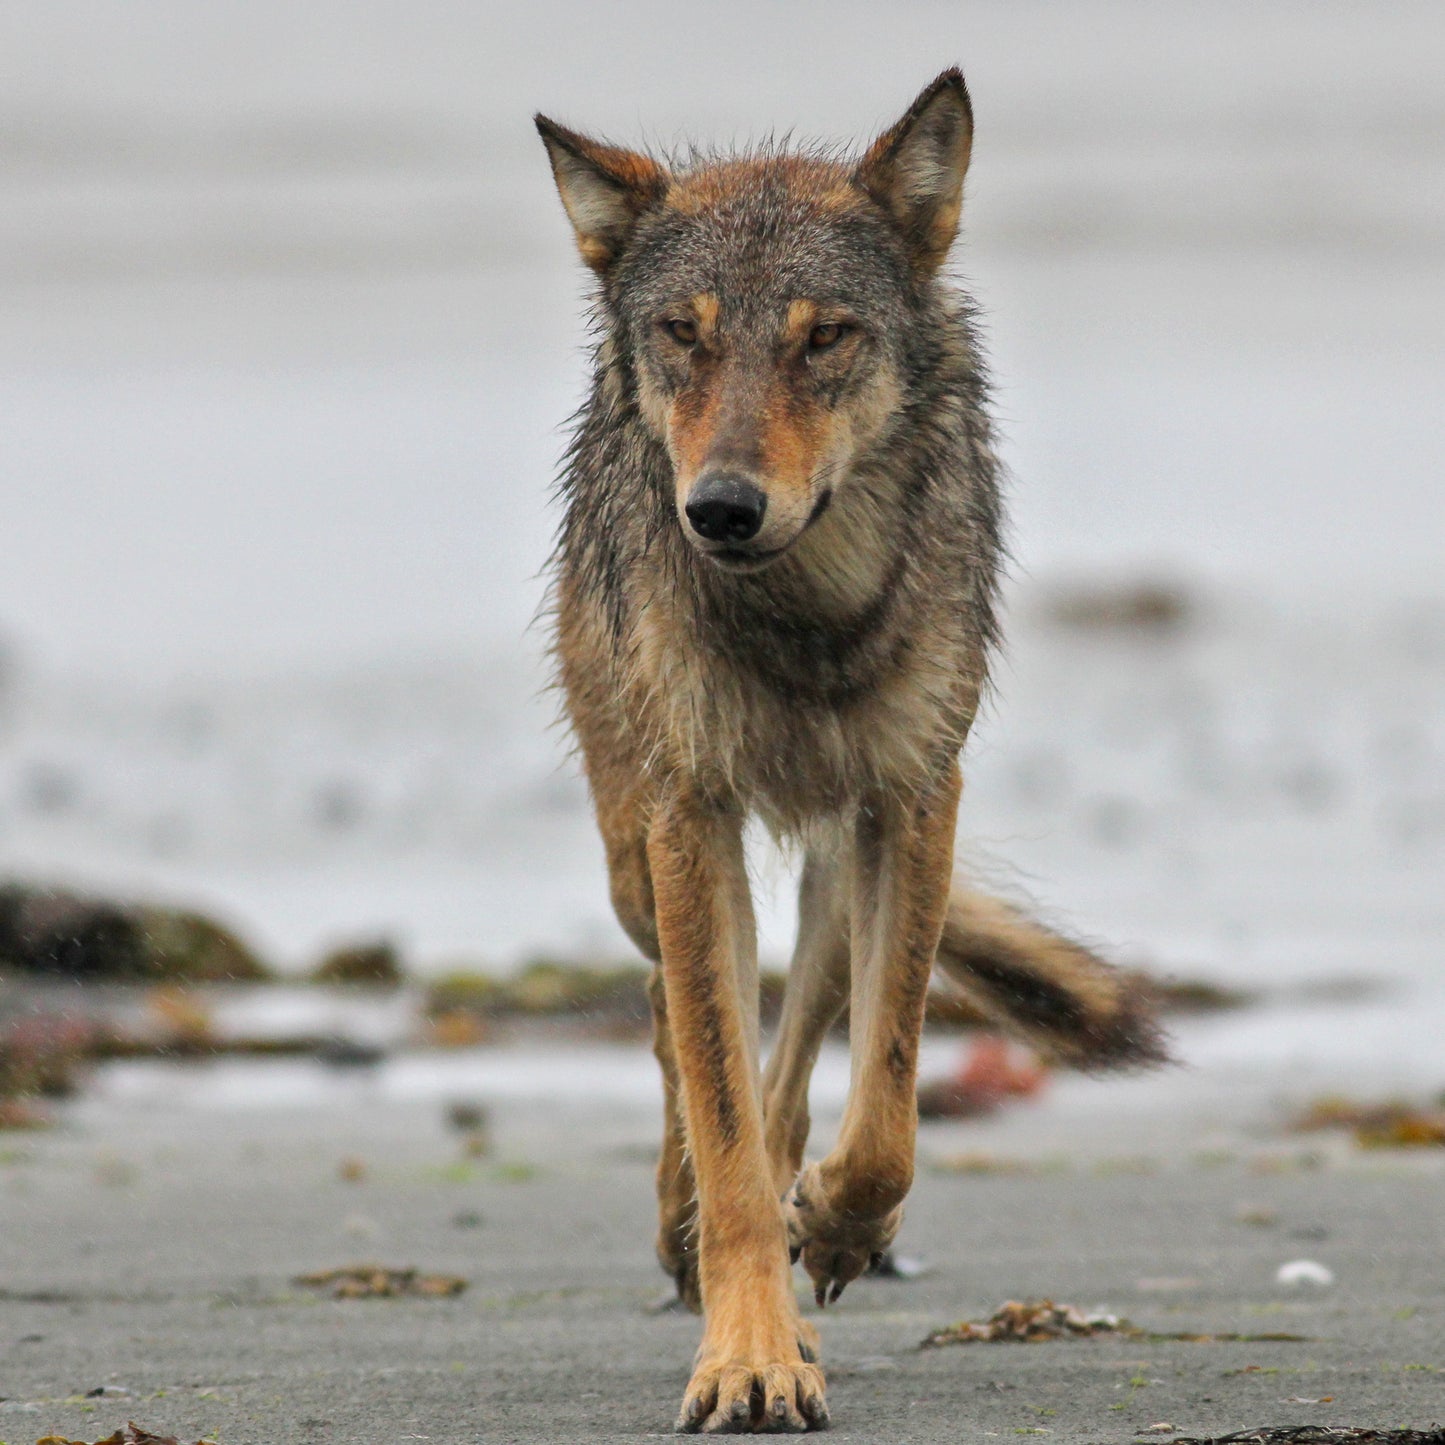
top-left (932, 890), bottom-right (1170, 1072)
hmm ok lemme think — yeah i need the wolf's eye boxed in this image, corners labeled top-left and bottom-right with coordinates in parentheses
top-left (663, 318), bottom-right (698, 346)
top-left (808, 322), bottom-right (849, 351)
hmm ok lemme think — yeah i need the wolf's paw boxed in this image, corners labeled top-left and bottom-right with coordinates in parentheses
top-left (676, 1355), bottom-right (828, 1434)
top-left (783, 1163), bottom-right (903, 1308)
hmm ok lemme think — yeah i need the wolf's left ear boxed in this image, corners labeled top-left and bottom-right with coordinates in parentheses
top-left (855, 68), bottom-right (974, 277)
top-left (535, 115), bottom-right (668, 273)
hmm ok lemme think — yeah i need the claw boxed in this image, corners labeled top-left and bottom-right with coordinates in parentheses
top-left (789, 1243), bottom-right (802, 1264)
top-left (814, 1280), bottom-right (827, 1308)
top-left (827, 1279), bottom-right (845, 1305)
top-left (802, 1392), bottom-right (830, 1427)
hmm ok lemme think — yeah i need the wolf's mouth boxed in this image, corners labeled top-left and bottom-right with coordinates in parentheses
top-left (706, 546), bottom-right (786, 571)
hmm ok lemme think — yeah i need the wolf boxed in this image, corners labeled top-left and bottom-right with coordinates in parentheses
top-left (535, 68), bottom-right (1166, 1433)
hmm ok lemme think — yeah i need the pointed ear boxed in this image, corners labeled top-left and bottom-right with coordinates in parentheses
top-left (535, 115), bottom-right (668, 273)
top-left (854, 68), bottom-right (974, 277)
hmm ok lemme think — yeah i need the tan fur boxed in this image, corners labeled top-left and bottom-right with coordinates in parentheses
top-left (691, 292), bottom-right (721, 338)
top-left (664, 379), bottom-right (727, 496)
top-left (783, 761), bottom-right (963, 1300)
top-left (783, 298), bottom-right (819, 340)
top-left (666, 154), bottom-right (850, 215)
top-left (647, 785), bottom-right (826, 1430)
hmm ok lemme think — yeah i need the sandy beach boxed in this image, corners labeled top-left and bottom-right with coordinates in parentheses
top-left (4, 1049), bottom-right (1444, 1443)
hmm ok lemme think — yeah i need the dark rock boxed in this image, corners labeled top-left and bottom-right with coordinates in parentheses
top-left (310, 938), bottom-right (404, 987)
top-left (0, 882), bottom-right (270, 982)
top-left (0, 885), bottom-right (145, 978)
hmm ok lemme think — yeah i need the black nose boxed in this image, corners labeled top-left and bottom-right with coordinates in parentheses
top-left (685, 473), bottom-right (767, 543)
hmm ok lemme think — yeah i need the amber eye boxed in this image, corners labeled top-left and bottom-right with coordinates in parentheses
top-left (663, 318), bottom-right (698, 346)
top-left (808, 321), bottom-right (848, 350)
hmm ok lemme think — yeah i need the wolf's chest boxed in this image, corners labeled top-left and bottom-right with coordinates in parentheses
top-left (643, 631), bottom-right (961, 829)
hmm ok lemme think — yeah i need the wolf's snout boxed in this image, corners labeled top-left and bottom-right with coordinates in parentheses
top-left (685, 473), bottom-right (768, 544)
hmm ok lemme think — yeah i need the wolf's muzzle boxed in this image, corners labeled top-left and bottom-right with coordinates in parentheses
top-left (685, 472), bottom-right (768, 544)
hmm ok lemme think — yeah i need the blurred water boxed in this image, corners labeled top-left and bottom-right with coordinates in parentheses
top-left (2, 596), bottom-right (1441, 992)
top-left (0, 2), bottom-right (1441, 998)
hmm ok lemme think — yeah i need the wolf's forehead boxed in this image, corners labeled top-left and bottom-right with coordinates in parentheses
top-left (666, 153), bottom-right (857, 215)
top-left (631, 162), bottom-right (902, 312)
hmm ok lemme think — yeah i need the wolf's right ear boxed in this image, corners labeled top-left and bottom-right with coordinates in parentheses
top-left (535, 116), bottom-right (668, 274)
top-left (855, 68), bottom-right (974, 277)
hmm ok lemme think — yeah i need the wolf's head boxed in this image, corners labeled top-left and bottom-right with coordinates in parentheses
top-left (537, 71), bottom-right (973, 572)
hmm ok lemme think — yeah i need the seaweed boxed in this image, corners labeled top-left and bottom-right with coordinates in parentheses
top-left (36, 1426), bottom-right (211, 1445)
top-left (293, 1264), bottom-right (468, 1299)
top-left (921, 1300), bottom-right (1312, 1349)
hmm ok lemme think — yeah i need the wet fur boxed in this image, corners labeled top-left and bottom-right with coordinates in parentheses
top-left (537, 70), bottom-right (1166, 1434)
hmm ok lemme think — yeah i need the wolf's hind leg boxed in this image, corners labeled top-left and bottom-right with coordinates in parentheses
top-left (594, 800), bottom-right (701, 1309)
top-left (762, 843), bottom-right (850, 1199)
top-left (646, 962), bottom-right (702, 1310)
top-left (785, 762), bottom-right (962, 1308)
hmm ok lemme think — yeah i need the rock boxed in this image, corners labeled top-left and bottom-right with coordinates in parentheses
top-left (0, 882), bottom-right (270, 982)
top-left (310, 939), bottom-right (404, 987)
top-left (136, 906), bottom-right (270, 982)
top-left (0, 885), bottom-right (145, 978)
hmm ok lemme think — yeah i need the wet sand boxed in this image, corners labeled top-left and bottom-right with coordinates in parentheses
top-left (3, 1058), bottom-right (1443, 1443)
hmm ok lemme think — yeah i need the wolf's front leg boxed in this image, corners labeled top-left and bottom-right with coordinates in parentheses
top-left (785, 760), bottom-right (962, 1306)
top-left (648, 785), bottom-right (828, 1434)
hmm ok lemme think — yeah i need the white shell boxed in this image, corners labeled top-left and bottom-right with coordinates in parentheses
top-left (1275, 1258), bottom-right (1335, 1287)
